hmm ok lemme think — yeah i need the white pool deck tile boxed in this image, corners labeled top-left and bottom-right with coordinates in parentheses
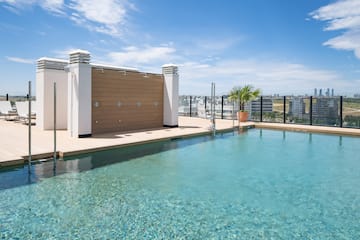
top-left (256, 122), bottom-right (360, 136)
top-left (1, 116), bottom-right (360, 167)
top-left (0, 117), bottom-right (242, 166)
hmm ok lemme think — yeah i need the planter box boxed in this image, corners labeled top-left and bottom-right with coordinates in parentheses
top-left (237, 111), bottom-right (248, 122)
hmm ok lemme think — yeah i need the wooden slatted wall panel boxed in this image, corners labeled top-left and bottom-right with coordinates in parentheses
top-left (92, 69), bottom-right (164, 134)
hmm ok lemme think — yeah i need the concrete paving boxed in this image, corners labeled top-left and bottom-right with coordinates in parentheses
top-left (1, 116), bottom-right (360, 167)
top-left (255, 122), bottom-right (360, 136)
top-left (0, 117), bottom-right (243, 167)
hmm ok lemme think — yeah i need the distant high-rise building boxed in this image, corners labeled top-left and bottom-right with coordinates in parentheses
top-left (289, 97), bottom-right (306, 119)
top-left (326, 88), bottom-right (330, 97)
top-left (313, 88), bottom-right (335, 97)
top-left (313, 98), bottom-right (339, 125)
top-left (245, 98), bottom-right (273, 118)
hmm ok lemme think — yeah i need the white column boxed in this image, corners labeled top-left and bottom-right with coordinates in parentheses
top-left (162, 64), bottom-right (179, 127)
top-left (67, 50), bottom-right (92, 138)
top-left (36, 58), bottom-right (68, 130)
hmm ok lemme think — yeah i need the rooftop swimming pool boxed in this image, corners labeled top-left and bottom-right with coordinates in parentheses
top-left (1, 129), bottom-right (360, 239)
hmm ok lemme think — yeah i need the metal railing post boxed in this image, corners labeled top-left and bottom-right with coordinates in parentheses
top-left (232, 100), bottom-right (235, 128)
top-left (340, 96), bottom-right (343, 127)
top-left (28, 81), bottom-right (32, 173)
top-left (260, 96), bottom-right (263, 122)
top-left (221, 96), bottom-right (224, 119)
top-left (211, 83), bottom-right (216, 136)
top-left (53, 82), bottom-right (57, 171)
top-left (283, 96), bottom-right (286, 124)
top-left (189, 96), bottom-right (192, 117)
top-left (310, 96), bottom-right (313, 125)
top-left (205, 96), bottom-right (207, 111)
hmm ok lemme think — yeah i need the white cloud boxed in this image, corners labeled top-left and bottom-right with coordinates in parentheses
top-left (68, 0), bottom-right (129, 36)
top-left (324, 30), bottom-right (360, 58)
top-left (6, 56), bottom-right (34, 64)
top-left (311, 0), bottom-right (360, 59)
top-left (311, 0), bottom-right (360, 22)
top-left (42, 0), bottom-right (64, 14)
top-left (0, 0), bottom-right (64, 13)
top-left (178, 59), bottom-right (344, 95)
top-left (194, 37), bottom-right (244, 51)
top-left (324, 16), bottom-right (360, 31)
top-left (0, 0), bottom-right (36, 6)
top-left (1, 0), bottom-right (133, 37)
top-left (98, 42), bottom-right (350, 95)
top-left (107, 45), bottom-right (176, 66)
top-left (52, 47), bottom-right (82, 59)
top-left (69, 0), bottom-right (125, 25)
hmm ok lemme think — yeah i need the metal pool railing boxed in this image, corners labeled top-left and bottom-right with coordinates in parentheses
top-left (179, 95), bottom-right (360, 129)
top-left (25, 81), bottom-right (58, 174)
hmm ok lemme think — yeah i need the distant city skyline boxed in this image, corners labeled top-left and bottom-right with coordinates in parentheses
top-left (0, 0), bottom-right (360, 96)
top-left (1, 88), bottom-right (360, 98)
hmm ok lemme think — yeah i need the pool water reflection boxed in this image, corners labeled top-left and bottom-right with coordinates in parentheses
top-left (0, 129), bottom-right (359, 239)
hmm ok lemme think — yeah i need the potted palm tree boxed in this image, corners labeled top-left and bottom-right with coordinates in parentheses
top-left (229, 85), bottom-right (260, 122)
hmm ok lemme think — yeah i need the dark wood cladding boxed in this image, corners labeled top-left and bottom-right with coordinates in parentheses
top-left (92, 68), bottom-right (164, 134)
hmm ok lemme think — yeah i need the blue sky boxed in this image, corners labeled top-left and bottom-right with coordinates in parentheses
top-left (1, 0), bottom-right (360, 96)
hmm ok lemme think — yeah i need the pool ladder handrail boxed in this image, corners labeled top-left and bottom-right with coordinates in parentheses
top-left (210, 82), bottom-right (216, 136)
top-left (27, 81), bottom-right (58, 174)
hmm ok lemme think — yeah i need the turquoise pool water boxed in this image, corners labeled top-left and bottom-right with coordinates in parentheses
top-left (1, 129), bottom-right (360, 239)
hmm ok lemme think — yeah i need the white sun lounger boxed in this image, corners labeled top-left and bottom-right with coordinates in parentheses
top-left (0, 101), bottom-right (17, 120)
top-left (15, 101), bottom-right (36, 124)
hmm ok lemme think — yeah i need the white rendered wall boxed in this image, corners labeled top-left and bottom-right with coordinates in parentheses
top-left (36, 69), bottom-right (68, 130)
top-left (67, 63), bottom-right (92, 137)
top-left (163, 65), bottom-right (179, 127)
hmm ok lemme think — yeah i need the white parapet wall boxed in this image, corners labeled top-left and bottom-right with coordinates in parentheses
top-left (67, 50), bottom-right (92, 138)
top-left (162, 64), bottom-right (179, 127)
top-left (36, 50), bottom-right (179, 137)
top-left (36, 58), bottom-right (68, 130)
